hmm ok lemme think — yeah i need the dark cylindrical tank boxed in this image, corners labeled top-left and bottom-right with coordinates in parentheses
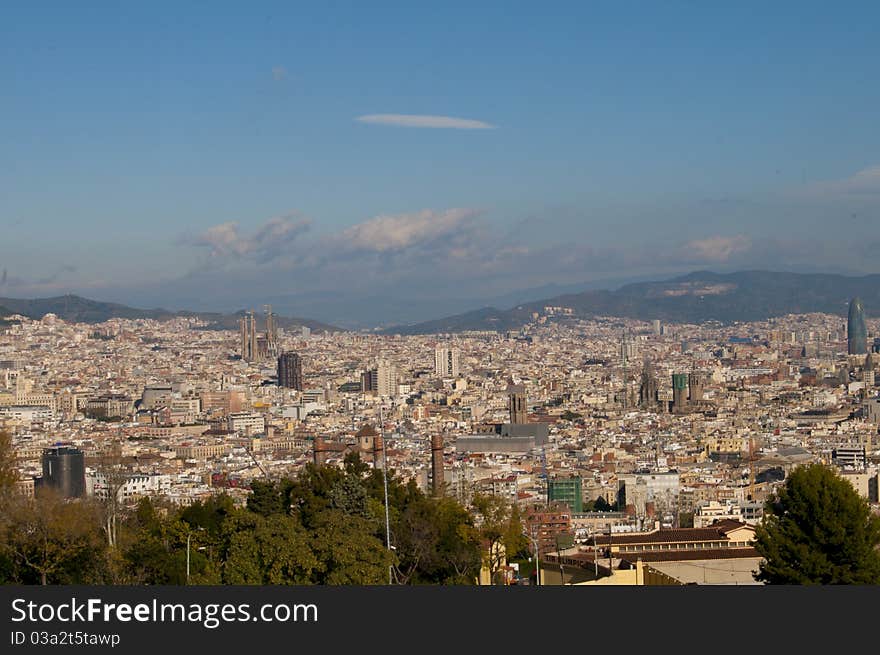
top-left (42, 446), bottom-right (85, 498)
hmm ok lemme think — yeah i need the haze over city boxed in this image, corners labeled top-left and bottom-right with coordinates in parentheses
top-left (3, 3), bottom-right (880, 327)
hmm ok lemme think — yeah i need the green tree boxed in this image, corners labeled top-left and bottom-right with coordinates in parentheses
top-left (754, 463), bottom-right (880, 584)
top-left (329, 474), bottom-right (370, 518)
top-left (0, 490), bottom-right (109, 585)
top-left (120, 500), bottom-right (189, 584)
top-left (593, 496), bottom-right (613, 512)
top-left (471, 494), bottom-right (528, 584)
top-left (432, 497), bottom-right (482, 584)
top-left (119, 497), bottom-right (221, 585)
top-left (180, 494), bottom-right (236, 536)
top-left (222, 513), bottom-right (317, 584)
top-left (309, 510), bottom-right (394, 584)
top-left (247, 479), bottom-right (295, 517)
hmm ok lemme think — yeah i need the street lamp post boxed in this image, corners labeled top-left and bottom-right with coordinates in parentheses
top-left (526, 524), bottom-right (541, 586)
top-left (379, 406), bottom-right (393, 585)
top-left (186, 527), bottom-right (205, 585)
top-left (555, 535), bottom-right (565, 584)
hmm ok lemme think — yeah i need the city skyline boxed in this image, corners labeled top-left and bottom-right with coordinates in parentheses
top-left (2, 3), bottom-right (880, 324)
top-left (2, 300), bottom-right (879, 587)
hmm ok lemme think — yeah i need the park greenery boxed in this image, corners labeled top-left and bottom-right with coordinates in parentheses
top-left (0, 432), bottom-right (527, 585)
top-left (6, 429), bottom-right (879, 586)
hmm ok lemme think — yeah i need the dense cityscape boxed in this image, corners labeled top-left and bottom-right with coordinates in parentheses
top-left (5, 14), bottom-right (880, 655)
top-left (2, 296), bottom-right (878, 585)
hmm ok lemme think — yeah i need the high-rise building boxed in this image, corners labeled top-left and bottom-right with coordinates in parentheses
top-left (361, 369), bottom-right (378, 393)
top-left (376, 360), bottom-right (397, 397)
top-left (277, 352), bottom-right (303, 390)
top-left (848, 298), bottom-right (868, 355)
top-left (547, 476), bottom-right (583, 512)
top-left (434, 344), bottom-right (460, 378)
top-left (508, 385), bottom-right (527, 424)
top-left (41, 445), bottom-right (85, 498)
top-left (620, 340), bottom-right (638, 361)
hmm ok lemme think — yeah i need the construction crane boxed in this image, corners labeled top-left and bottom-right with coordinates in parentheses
top-left (244, 445), bottom-right (270, 479)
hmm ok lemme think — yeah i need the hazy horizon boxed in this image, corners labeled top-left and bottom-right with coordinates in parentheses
top-left (3, 266), bottom-right (879, 330)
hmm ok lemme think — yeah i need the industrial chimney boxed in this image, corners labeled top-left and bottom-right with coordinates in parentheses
top-left (431, 434), bottom-right (444, 496)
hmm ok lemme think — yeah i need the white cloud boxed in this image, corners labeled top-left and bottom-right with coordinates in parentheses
top-left (355, 114), bottom-right (495, 129)
top-left (186, 214), bottom-right (311, 263)
top-left (817, 165), bottom-right (880, 194)
top-left (684, 235), bottom-right (752, 262)
top-left (340, 208), bottom-right (480, 252)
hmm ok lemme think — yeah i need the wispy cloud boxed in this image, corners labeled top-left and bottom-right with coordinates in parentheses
top-left (355, 114), bottom-right (495, 129)
top-left (683, 235), bottom-right (752, 262)
top-left (339, 208), bottom-right (481, 253)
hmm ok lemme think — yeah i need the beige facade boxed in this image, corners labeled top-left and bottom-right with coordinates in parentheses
top-left (16, 477), bottom-right (35, 498)
top-left (648, 557), bottom-right (762, 585)
top-left (839, 468), bottom-right (879, 502)
top-left (693, 501), bottom-right (744, 528)
top-left (174, 443), bottom-right (232, 459)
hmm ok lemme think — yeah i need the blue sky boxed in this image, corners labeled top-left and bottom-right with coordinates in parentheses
top-left (2, 2), bottom-right (879, 326)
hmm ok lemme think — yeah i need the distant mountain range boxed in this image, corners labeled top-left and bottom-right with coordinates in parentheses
top-left (381, 270), bottom-right (880, 335)
top-left (0, 295), bottom-right (340, 332)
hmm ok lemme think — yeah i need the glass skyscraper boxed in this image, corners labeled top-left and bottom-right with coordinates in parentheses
top-left (847, 297), bottom-right (868, 355)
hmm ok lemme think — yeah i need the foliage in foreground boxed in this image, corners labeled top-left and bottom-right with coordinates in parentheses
top-left (0, 450), bottom-right (505, 585)
top-left (754, 463), bottom-right (880, 584)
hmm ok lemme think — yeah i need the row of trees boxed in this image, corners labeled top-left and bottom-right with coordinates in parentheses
top-left (0, 431), bottom-right (528, 585)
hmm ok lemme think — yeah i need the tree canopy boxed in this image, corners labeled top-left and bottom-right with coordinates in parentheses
top-left (1, 452), bottom-right (486, 586)
top-left (754, 463), bottom-right (880, 584)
